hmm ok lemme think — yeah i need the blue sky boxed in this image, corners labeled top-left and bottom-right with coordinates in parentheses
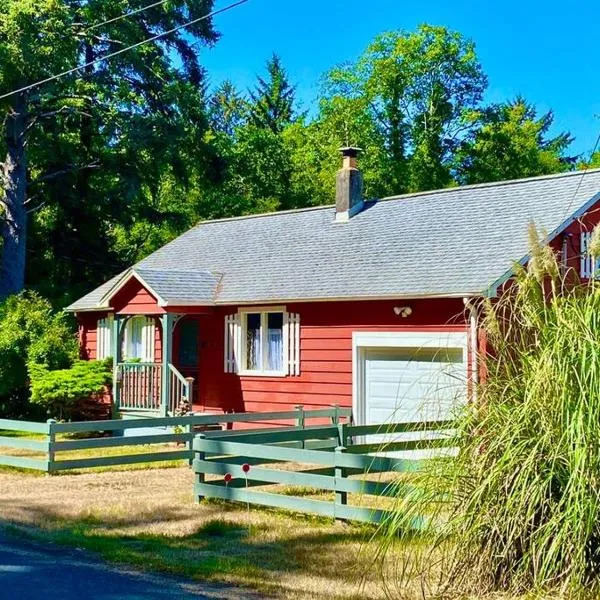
top-left (202, 0), bottom-right (599, 157)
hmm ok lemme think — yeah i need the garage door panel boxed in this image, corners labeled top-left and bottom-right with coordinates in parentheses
top-left (366, 347), bottom-right (464, 364)
top-left (367, 378), bottom-right (462, 403)
top-left (358, 334), bottom-right (467, 457)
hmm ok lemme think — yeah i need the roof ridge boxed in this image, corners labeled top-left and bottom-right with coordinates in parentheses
top-left (381, 168), bottom-right (600, 203)
top-left (188, 170), bottom-right (600, 227)
top-left (134, 266), bottom-right (221, 275)
top-left (192, 203), bottom-right (333, 227)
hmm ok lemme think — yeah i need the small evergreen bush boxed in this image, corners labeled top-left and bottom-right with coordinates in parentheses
top-left (29, 359), bottom-right (112, 421)
top-left (0, 292), bottom-right (77, 417)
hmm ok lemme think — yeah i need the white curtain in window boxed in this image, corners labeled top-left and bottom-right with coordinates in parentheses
top-left (267, 324), bottom-right (283, 371)
top-left (246, 314), bottom-right (262, 371)
top-left (124, 316), bottom-right (154, 361)
top-left (224, 311), bottom-right (301, 375)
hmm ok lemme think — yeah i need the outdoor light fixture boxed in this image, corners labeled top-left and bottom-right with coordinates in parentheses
top-left (393, 306), bottom-right (412, 318)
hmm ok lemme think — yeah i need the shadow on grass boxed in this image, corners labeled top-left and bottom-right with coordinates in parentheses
top-left (0, 499), bottom-right (393, 600)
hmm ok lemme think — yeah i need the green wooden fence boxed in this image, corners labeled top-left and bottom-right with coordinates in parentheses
top-left (0, 406), bottom-right (351, 473)
top-left (193, 420), bottom-right (454, 524)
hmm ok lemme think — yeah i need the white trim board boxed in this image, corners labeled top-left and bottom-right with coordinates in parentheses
top-left (351, 330), bottom-right (469, 428)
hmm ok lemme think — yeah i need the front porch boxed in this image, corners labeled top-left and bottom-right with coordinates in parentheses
top-left (111, 313), bottom-right (196, 417)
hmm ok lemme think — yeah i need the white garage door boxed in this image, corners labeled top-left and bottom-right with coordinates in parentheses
top-left (354, 332), bottom-right (468, 452)
top-left (365, 346), bottom-right (466, 425)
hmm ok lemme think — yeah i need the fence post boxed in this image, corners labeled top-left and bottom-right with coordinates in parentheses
top-left (337, 422), bottom-right (348, 448)
top-left (46, 419), bottom-right (56, 475)
top-left (330, 404), bottom-right (340, 426)
top-left (186, 417), bottom-right (194, 466)
top-left (334, 445), bottom-right (347, 522)
top-left (195, 433), bottom-right (206, 501)
top-left (295, 405), bottom-right (305, 449)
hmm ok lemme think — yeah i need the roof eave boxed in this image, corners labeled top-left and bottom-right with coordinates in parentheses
top-left (67, 290), bottom-right (486, 313)
top-left (484, 189), bottom-right (600, 296)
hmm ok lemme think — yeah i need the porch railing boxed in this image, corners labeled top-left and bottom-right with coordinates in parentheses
top-left (116, 362), bottom-right (192, 414)
top-left (116, 362), bottom-right (162, 411)
top-left (169, 364), bottom-right (193, 414)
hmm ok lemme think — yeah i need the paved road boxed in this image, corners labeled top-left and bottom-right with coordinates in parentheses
top-left (0, 532), bottom-right (262, 600)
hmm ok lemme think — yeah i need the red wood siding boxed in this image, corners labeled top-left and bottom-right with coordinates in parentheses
top-left (111, 278), bottom-right (165, 315)
top-left (549, 197), bottom-right (600, 280)
top-left (197, 298), bottom-right (468, 414)
top-left (77, 297), bottom-right (469, 414)
top-left (78, 311), bottom-right (110, 360)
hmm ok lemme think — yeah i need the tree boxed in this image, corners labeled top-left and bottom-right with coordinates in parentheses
top-left (322, 25), bottom-right (487, 194)
top-left (209, 80), bottom-right (248, 136)
top-left (457, 98), bottom-right (574, 184)
top-left (0, 0), bottom-right (219, 303)
top-left (0, 291), bottom-right (77, 417)
top-left (248, 53), bottom-right (296, 134)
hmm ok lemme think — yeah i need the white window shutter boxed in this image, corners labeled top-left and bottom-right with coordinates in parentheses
top-left (224, 314), bottom-right (241, 373)
top-left (96, 316), bottom-right (113, 360)
top-left (286, 312), bottom-right (300, 376)
top-left (142, 317), bottom-right (155, 362)
top-left (581, 232), bottom-right (593, 278)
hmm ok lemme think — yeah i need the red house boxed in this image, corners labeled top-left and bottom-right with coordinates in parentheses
top-left (67, 149), bottom-right (600, 427)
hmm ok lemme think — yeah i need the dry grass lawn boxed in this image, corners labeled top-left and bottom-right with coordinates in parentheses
top-left (0, 466), bottom-right (410, 599)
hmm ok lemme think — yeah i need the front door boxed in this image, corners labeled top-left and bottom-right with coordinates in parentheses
top-left (176, 319), bottom-right (200, 404)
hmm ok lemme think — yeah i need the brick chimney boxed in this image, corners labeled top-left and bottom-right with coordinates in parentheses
top-left (335, 146), bottom-right (363, 222)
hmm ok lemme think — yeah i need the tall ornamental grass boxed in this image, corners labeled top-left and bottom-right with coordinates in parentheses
top-left (378, 225), bottom-right (600, 598)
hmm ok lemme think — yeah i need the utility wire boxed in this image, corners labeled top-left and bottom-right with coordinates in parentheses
top-left (78, 0), bottom-right (171, 34)
top-left (0, 0), bottom-right (249, 101)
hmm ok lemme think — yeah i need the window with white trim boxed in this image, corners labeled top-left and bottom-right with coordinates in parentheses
top-left (123, 316), bottom-right (155, 362)
top-left (224, 309), bottom-right (300, 376)
top-left (96, 315), bottom-right (155, 362)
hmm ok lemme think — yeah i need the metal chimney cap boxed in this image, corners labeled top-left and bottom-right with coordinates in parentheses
top-left (339, 146), bottom-right (362, 158)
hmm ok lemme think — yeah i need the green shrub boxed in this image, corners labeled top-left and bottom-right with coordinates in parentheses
top-left (0, 292), bottom-right (77, 417)
top-left (380, 226), bottom-right (600, 598)
top-left (30, 359), bottom-right (112, 420)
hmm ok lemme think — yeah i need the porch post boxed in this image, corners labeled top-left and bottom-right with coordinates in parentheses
top-left (111, 315), bottom-right (122, 419)
top-left (160, 313), bottom-right (174, 417)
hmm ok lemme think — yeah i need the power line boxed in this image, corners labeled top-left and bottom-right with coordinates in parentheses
top-left (0, 0), bottom-right (250, 101)
top-left (79, 0), bottom-right (171, 34)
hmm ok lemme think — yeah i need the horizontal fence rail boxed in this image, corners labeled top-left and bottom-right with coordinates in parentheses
top-left (0, 406), bottom-right (352, 474)
top-left (193, 420), bottom-right (454, 525)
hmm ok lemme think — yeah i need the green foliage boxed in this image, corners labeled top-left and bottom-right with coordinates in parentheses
top-left (379, 230), bottom-right (600, 597)
top-left (0, 291), bottom-right (77, 417)
top-left (1, 0), bottom-right (219, 305)
top-left (457, 97), bottom-right (574, 183)
top-left (1, 18), bottom-right (580, 306)
top-left (209, 80), bottom-right (248, 136)
top-left (30, 359), bottom-right (112, 420)
top-left (248, 54), bottom-right (297, 134)
top-left (321, 25), bottom-right (487, 194)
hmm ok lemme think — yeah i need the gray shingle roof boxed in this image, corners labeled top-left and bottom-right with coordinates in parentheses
top-left (67, 169), bottom-right (600, 311)
top-left (133, 268), bottom-right (222, 305)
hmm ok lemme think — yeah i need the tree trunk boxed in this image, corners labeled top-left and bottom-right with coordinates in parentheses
top-left (0, 94), bottom-right (28, 299)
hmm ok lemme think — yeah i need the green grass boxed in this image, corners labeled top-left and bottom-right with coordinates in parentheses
top-left (0, 465), bottom-right (392, 600)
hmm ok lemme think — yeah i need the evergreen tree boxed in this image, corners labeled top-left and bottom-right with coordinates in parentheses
top-left (457, 98), bottom-right (574, 184)
top-left (0, 0), bottom-right (219, 303)
top-left (248, 54), bottom-right (296, 133)
top-left (209, 80), bottom-right (248, 136)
